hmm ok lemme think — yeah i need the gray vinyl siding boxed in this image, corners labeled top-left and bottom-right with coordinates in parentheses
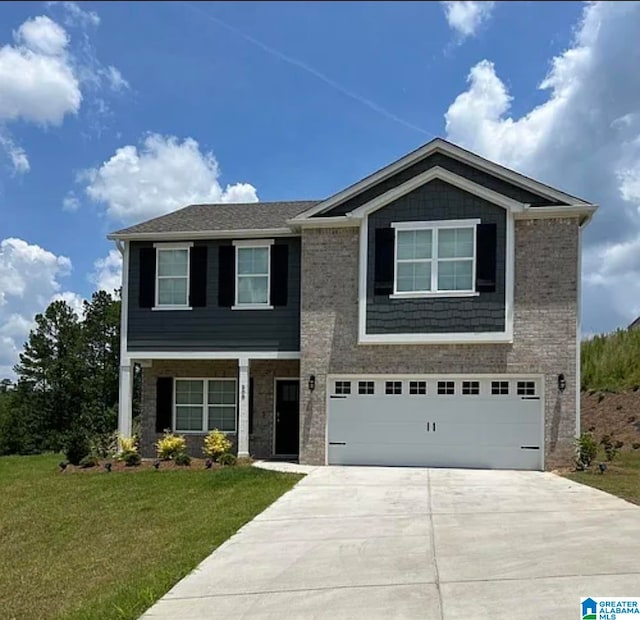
top-left (319, 152), bottom-right (563, 217)
top-left (366, 179), bottom-right (506, 334)
top-left (127, 238), bottom-right (300, 351)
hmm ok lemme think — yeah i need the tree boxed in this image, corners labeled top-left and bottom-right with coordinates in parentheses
top-left (14, 300), bottom-right (84, 449)
top-left (80, 290), bottom-right (121, 435)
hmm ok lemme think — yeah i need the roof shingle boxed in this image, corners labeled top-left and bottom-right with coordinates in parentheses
top-left (108, 200), bottom-right (320, 238)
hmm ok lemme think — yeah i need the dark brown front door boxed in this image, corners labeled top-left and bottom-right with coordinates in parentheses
top-left (275, 379), bottom-right (300, 456)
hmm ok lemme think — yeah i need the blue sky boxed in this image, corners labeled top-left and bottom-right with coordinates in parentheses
top-left (1, 1), bottom-right (640, 377)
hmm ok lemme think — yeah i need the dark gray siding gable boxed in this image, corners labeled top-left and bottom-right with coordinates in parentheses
top-left (366, 179), bottom-right (506, 334)
top-left (320, 152), bottom-right (562, 217)
top-left (127, 238), bottom-right (300, 351)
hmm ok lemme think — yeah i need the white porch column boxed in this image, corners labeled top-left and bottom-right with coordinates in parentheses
top-left (118, 363), bottom-right (133, 438)
top-left (237, 357), bottom-right (250, 457)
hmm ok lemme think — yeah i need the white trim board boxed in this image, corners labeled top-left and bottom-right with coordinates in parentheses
top-left (108, 228), bottom-right (296, 241)
top-left (293, 138), bottom-right (593, 220)
top-left (124, 350), bottom-right (300, 362)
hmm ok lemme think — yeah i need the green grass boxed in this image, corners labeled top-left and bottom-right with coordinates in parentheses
top-left (581, 328), bottom-right (640, 391)
top-left (0, 454), bottom-right (302, 620)
top-left (565, 451), bottom-right (640, 505)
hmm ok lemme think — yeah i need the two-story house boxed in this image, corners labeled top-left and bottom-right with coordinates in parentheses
top-left (108, 138), bottom-right (596, 470)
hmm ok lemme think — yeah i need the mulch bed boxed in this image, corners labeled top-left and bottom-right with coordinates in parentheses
top-left (61, 458), bottom-right (222, 473)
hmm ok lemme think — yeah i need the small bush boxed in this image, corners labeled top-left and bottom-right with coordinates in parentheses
top-left (122, 450), bottom-right (141, 467)
top-left (632, 442), bottom-right (640, 450)
top-left (156, 432), bottom-right (187, 460)
top-left (202, 429), bottom-right (232, 461)
top-left (600, 434), bottom-right (620, 461)
top-left (575, 432), bottom-right (598, 469)
top-left (217, 453), bottom-right (237, 467)
top-left (174, 452), bottom-right (191, 466)
top-left (79, 455), bottom-right (99, 468)
top-left (65, 430), bottom-right (91, 466)
top-left (90, 431), bottom-right (118, 459)
top-left (119, 435), bottom-right (138, 453)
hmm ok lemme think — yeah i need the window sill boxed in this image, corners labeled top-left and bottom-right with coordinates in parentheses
top-left (231, 304), bottom-right (274, 311)
top-left (152, 306), bottom-right (193, 311)
top-left (389, 291), bottom-right (480, 299)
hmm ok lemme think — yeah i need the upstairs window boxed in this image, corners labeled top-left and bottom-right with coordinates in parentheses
top-left (234, 241), bottom-right (272, 308)
top-left (156, 246), bottom-right (190, 308)
top-left (392, 220), bottom-right (478, 296)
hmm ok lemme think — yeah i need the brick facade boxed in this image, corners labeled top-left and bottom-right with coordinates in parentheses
top-left (140, 359), bottom-right (299, 458)
top-left (299, 219), bottom-right (579, 469)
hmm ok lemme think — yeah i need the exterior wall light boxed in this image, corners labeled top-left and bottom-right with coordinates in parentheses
top-left (558, 373), bottom-right (566, 392)
top-left (308, 375), bottom-right (316, 392)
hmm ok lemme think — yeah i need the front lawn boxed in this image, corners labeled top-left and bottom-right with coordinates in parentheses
top-left (0, 454), bottom-right (301, 620)
top-left (565, 450), bottom-right (640, 505)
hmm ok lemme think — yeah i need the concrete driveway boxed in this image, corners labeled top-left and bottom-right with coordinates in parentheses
top-left (141, 465), bottom-right (640, 619)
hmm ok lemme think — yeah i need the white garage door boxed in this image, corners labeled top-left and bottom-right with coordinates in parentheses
top-left (327, 376), bottom-right (543, 470)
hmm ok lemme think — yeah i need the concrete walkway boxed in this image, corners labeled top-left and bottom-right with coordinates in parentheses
top-left (141, 467), bottom-right (640, 619)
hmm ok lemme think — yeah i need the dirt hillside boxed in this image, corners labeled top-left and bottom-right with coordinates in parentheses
top-left (581, 390), bottom-right (640, 449)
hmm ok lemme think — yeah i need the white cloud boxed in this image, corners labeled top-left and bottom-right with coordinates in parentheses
top-left (15, 15), bottom-right (69, 56)
top-left (0, 134), bottom-right (30, 174)
top-left (441, 1), bottom-right (495, 39)
top-left (443, 1), bottom-right (640, 334)
top-left (62, 191), bottom-right (80, 211)
top-left (0, 20), bottom-right (81, 126)
top-left (91, 249), bottom-right (122, 293)
top-left (0, 238), bottom-right (80, 379)
top-left (0, 8), bottom-right (127, 174)
top-left (84, 134), bottom-right (259, 223)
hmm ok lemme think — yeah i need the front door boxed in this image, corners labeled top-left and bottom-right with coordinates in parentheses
top-left (275, 379), bottom-right (300, 456)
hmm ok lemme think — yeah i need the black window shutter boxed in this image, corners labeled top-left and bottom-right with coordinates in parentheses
top-left (249, 377), bottom-right (254, 435)
top-left (218, 245), bottom-right (235, 307)
top-left (139, 247), bottom-right (156, 308)
top-left (374, 228), bottom-right (395, 295)
top-left (476, 223), bottom-right (497, 293)
top-left (189, 245), bottom-right (208, 307)
top-left (270, 244), bottom-right (289, 306)
top-left (156, 377), bottom-right (173, 433)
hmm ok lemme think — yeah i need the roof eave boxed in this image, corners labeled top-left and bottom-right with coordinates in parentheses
top-left (107, 227), bottom-right (297, 241)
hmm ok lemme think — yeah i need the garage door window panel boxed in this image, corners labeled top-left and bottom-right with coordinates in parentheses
top-left (437, 381), bottom-right (455, 395)
top-left (358, 381), bottom-right (375, 395)
top-left (462, 381), bottom-right (480, 395)
top-left (335, 381), bottom-right (351, 395)
top-left (385, 381), bottom-right (402, 395)
top-left (517, 381), bottom-right (536, 396)
top-left (409, 381), bottom-right (427, 395)
top-left (491, 381), bottom-right (509, 395)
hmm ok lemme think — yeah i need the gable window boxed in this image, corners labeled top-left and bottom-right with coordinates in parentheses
top-left (174, 379), bottom-right (237, 433)
top-left (391, 219), bottom-right (479, 297)
top-left (155, 245), bottom-right (190, 308)
top-left (233, 240), bottom-right (273, 309)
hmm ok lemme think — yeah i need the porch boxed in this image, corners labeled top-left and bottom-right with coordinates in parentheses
top-left (118, 355), bottom-right (300, 459)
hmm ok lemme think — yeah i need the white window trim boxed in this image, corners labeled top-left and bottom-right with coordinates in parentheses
top-left (232, 239), bottom-right (274, 309)
top-left (153, 243), bottom-right (193, 310)
top-left (391, 219), bottom-right (480, 298)
top-left (173, 377), bottom-right (238, 434)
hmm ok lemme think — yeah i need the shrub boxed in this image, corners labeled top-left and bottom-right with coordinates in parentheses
top-left (202, 429), bottom-right (232, 461)
top-left (79, 455), bottom-right (99, 468)
top-left (156, 432), bottom-right (187, 460)
top-left (600, 434), bottom-right (620, 461)
top-left (575, 432), bottom-right (598, 470)
top-left (632, 442), bottom-right (640, 450)
top-left (90, 431), bottom-right (119, 459)
top-left (65, 430), bottom-right (91, 466)
top-left (122, 450), bottom-right (141, 466)
top-left (119, 435), bottom-right (138, 453)
top-left (217, 453), bottom-right (237, 467)
top-left (174, 452), bottom-right (191, 466)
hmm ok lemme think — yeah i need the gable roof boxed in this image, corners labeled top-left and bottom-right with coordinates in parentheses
top-left (292, 137), bottom-right (594, 221)
top-left (107, 201), bottom-right (320, 240)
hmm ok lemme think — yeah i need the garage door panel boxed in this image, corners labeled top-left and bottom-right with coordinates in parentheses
top-left (327, 377), bottom-right (543, 470)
